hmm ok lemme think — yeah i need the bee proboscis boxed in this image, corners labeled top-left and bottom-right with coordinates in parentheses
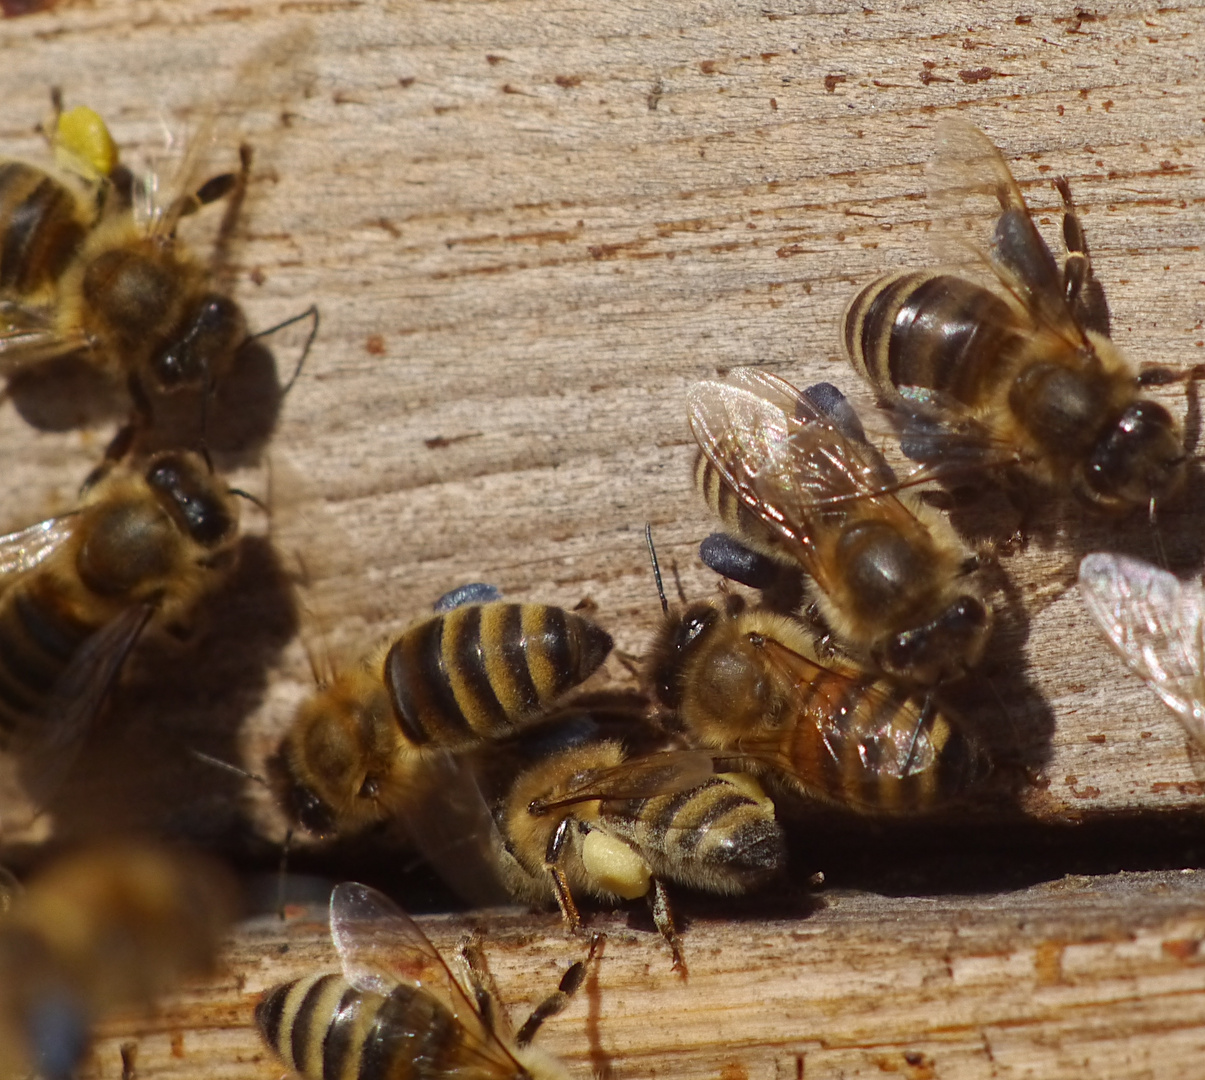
top-left (689, 370), bottom-right (991, 685)
top-left (256, 882), bottom-right (595, 1080)
top-left (843, 118), bottom-right (1187, 516)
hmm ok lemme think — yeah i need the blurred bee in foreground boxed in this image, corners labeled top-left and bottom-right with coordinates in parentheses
top-left (0, 842), bottom-right (237, 1080)
top-left (257, 882), bottom-right (595, 1080)
top-left (274, 592), bottom-right (614, 839)
top-left (479, 710), bottom-right (784, 972)
top-left (844, 118), bottom-right (1188, 517)
top-left (689, 372), bottom-right (991, 685)
top-left (0, 448), bottom-right (240, 806)
top-left (646, 532), bottom-right (988, 814)
top-left (1079, 552), bottom-right (1205, 751)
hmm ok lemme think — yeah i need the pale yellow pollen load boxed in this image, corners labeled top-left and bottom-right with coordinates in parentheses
top-left (581, 832), bottom-right (650, 899)
top-left (54, 106), bottom-right (119, 181)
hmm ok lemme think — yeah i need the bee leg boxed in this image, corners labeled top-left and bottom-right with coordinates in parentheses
top-left (648, 878), bottom-right (687, 977)
top-left (1055, 176), bottom-right (1111, 338)
top-left (545, 818), bottom-right (583, 933)
top-left (459, 931), bottom-right (503, 1035)
top-left (515, 932), bottom-right (603, 1047)
top-left (613, 648), bottom-right (643, 678)
top-left (120, 1041), bottom-right (138, 1080)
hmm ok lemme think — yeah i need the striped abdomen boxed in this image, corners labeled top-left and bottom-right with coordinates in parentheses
top-left (0, 162), bottom-right (88, 295)
top-left (777, 666), bottom-right (982, 813)
top-left (604, 774), bottom-right (785, 893)
top-left (256, 974), bottom-right (502, 1080)
top-left (844, 269), bottom-right (1023, 406)
top-left (693, 451), bottom-right (785, 556)
top-left (0, 578), bottom-right (96, 749)
top-left (383, 603), bottom-right (613, 749)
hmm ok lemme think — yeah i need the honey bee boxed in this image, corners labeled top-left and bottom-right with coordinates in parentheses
top-left (1078, 552), bottom-right (1205, 751)
top-left (256, 882), bottom-right (592, 1080)
top-left (843, 119), bottom-right (1187, 516)
top-left (645, 532), bottom-right (987, 815)
top-left (0, 448), bottom-right (240, 804)
top-left (689, 370), bottom-right (991, 685)
top-left (0, 842), bottom-right (237, 1080)
top-left (275, 599), bottom-right (615, 838)
top-left (478, 711), bottom-right (784, 971)
top-left (0, 93), bottom-right (264, 413)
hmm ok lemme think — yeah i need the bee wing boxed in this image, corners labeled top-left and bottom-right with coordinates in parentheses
top-left (1078, 553), bottom-right (1205, 749)
top-left (0, 514), bottom-right (78, 580)
top-left (531, 748), bottom-right (718, 813)
top-left (688, 369), bottom-right (922, 589)
top-left (18, 604), bottom-right (154, 807)
top-left (930, 118), bottom-right (1086, 348)
top-left (398, 751), bottom-right (513, 907)
top-left (0, 302), bottom-right (90, 373)
top-left (749, 635), bottom-right (944, 787)
top-left (329, 883), bottom-right (526, 1074)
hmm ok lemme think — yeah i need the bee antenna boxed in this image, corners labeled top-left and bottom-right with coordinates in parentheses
top-left (228, 487), bottom-right (268, 512)
top-left (251, 304), bottom-right (320, 397)
top-left (189, 748), bottom-right (268, 787)
top-left (645, 523), bottom-right (669, 614)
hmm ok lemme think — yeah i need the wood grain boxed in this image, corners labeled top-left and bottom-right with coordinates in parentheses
top-left (0, 2), bottom-right (1199, 860)
top-left (84, 869), bottom-right (1205, 1080)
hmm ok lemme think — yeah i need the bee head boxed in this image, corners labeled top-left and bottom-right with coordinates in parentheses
top-left (646, 602), bottom-right (720, 709)
top-left (276, 677), bottom-right (399, 837)
top-left (877, 595), bottom-right (991, 686)
top-left (150, 293), bottom-right (247, 392)
top-left (284, 779), bottom-right (336, 837)
top-left (144, 452), bottom-right (238, 550)
top-left (1080, 401), bottom-right (1186, 512)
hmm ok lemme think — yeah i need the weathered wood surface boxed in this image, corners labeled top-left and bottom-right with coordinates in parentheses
top-left (0, 1), bottom-right (1200, 851)
top-left (83, 869), bottom-right (1205, 1080)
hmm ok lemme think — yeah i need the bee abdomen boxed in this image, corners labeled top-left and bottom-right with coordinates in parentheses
top-left (614, 777), bottom-right (786, 889)
top-left (362, 982), bottom-right (465, 1080)
top-left (785, 671), bottom-right (977, 813)
top-left (0, 585), bottom-right (92, 747)
top-left (693, 452), bottom-right (778, 550)
top-left (384, 603), bottom-right (613, 749)
top-left (256, 976), bottom-right (468, 1080)
top-left (256, 974), bottom-right (370, 1080)
top-left (845, 270), bottom-right (1019, 405)
top-left (0, 163), bottom-right (86, 294)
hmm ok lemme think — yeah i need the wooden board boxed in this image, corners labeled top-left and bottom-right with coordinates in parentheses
top-left (0, 2), bottom-right (1200, 859)
top-left (85, 869), bottom-right (1205, 1080)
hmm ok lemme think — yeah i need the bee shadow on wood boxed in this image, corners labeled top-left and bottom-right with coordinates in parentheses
top-left (43, 535), bottom-right (299, 854)
top-left (6, 354), bottom-right (128, 431)
top-left (5, 333), bottom-right (298, 467)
